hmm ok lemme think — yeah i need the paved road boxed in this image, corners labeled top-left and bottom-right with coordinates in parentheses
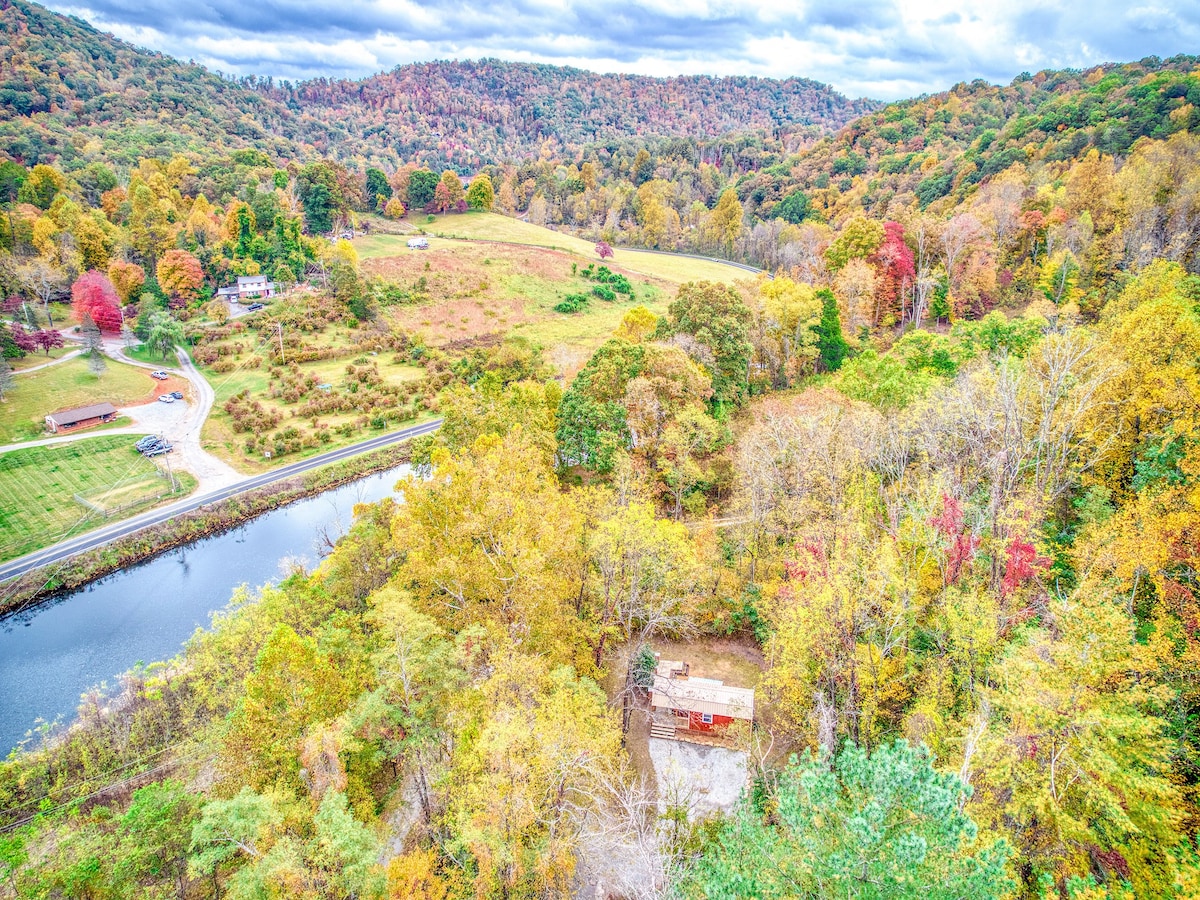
top-left (619, 247), bottom-right (769, 278)
top-left (13, 348), bottom-right (82, 375)
top-left (0, 418), bottom-right (442, 584)
top-left (103, 342), bottom-right (244, 491)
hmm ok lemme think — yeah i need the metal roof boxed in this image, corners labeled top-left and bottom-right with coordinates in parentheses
top-left (47, 402), bottom-right (117, 425)
top-left (650, 672), bottom-right (755, 720)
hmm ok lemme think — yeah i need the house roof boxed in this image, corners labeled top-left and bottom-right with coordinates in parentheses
top-left (650, 672), bottom-right (755, 720)
top-left (47, 402), bottom-right (117, 425)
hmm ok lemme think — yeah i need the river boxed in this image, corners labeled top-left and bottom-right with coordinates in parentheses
top-left (0, 465), bottom-right (412, 754)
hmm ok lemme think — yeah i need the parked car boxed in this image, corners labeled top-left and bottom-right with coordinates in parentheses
top-left (246, 303), bottom-right (265, 312)
top-left (168, 390), bottom-right (184, 400)
top-left (158, 395), bottom-right (175, 403)
top-left (135, 436), bottom-right (171, 456)
top-left (151, 371), bottom-right (168, 380)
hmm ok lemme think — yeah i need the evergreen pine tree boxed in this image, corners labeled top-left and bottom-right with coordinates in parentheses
top-left (814, 288), bottom-right (849, 372)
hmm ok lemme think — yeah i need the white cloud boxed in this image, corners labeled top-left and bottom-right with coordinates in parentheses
top-left (47, 0), bottom-right (1200, 100)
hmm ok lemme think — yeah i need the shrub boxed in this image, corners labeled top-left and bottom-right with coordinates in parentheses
top-left (554, 293), bottom-right (590, 314)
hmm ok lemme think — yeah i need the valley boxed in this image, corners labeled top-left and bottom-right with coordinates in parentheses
top-left (0, 2), bottom-right (1198, 897)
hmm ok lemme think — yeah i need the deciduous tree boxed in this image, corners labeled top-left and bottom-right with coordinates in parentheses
top-left (156, 249), bottom-right (204, 304)
top-left (466, 172), bottom-right (494, 211)
top-left (71, 270), bottom-right (123, 333)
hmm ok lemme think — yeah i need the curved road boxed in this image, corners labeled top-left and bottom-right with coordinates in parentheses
top-left (0, 418), bottom-right (442, 584)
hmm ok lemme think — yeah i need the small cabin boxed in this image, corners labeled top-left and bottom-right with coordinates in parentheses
top-left (650, 659), bottom-right (754, 733)
top-left (217, 275), bottom-right (276, 302)
top-left (45, 402), bottom-right (118, 434)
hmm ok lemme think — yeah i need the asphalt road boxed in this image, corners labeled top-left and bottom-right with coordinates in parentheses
top-left (619, 247), bottom-right (770, 278)
top-left (0, 418), bottom-right (442, 584)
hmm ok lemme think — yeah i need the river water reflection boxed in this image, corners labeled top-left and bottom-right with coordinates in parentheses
top-left (0, 465), bottom-right (411, 753)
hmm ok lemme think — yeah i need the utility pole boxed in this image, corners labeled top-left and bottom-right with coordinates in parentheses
top-left (161, 435), bottom-right (177, 491)
top-left (277, 321), bottom-right (285, 364)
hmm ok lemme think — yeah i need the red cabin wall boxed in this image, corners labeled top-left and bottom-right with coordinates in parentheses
top-left (687, 712), bottom-right (735, 732)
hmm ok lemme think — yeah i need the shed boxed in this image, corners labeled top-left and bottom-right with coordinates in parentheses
top-left (45, 402), bottom-right (118, 434)
top-left (650, 659), bottom-right (754, 733)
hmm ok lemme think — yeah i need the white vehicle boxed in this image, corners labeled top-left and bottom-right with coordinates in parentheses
top-left (407, 237), bottom-right (429, 250)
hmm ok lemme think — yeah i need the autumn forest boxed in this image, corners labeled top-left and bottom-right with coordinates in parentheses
top-left (1, 0), bottom-right (1200, 897)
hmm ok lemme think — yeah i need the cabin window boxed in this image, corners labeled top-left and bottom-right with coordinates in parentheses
top-left (701, 713), bottom-right (713, 724)
top-left (674, 708), bottom-right (688, 718)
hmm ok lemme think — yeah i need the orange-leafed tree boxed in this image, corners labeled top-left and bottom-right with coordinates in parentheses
top-left (156, 249), bottom-right (204, 304)
top-left (108, 259), bottom-right (146, 304)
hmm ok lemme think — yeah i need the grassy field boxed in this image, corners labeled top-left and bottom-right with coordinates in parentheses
top-left (0, 436), bottom-right (196, 562)
top-left (359, 212), bottom-right (755, 285)
top-left (363, 239), bottom-right (671, 362)
top-left (124, 343), bottom-right (177, 366)
top-left (1, 357), bottom-right (160, 444)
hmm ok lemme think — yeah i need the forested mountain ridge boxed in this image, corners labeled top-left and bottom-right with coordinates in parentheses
top-left (0, 0), bottom-right (319, 167)
top-left (0, 0), bottom-right (876, 172)
top-left (735, 55), bottom-right (1200, 223)
top-left (257, 59), bottom-right (880, 170)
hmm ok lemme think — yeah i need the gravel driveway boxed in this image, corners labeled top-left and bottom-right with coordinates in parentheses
top-left (648, 737), bottom-right (748, 822)
top-left (122, 396), bottom-right (190, 438)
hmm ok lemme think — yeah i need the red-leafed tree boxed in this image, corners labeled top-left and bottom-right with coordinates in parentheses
top-left (156, 250), bottom-right (204, 304)
top-left (595, 240), bottom-right (614, 260)
top-left (33, 328), bottom-right (64, 355)
top-left (1000, 535), bottom-right (1050, 598)
top-left (929, 493), bottom-right (979, 586)
top-left (71, 271), bottom-right (123, 333)
top-left (429, 180), bottom-right (452, 214)
top-left (869, 221), bottom-right (915, 327)
top-left (5, 322), bottom-right (37, 357)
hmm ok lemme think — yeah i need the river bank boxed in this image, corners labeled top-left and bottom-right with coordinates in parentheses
top-left (0, 441), bottom-right (414, 618)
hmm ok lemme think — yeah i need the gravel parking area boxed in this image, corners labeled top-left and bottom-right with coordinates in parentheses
top-left (121, 397), bottom-right (190, 440)
top-left (647, 737), bottom-right (748, 822)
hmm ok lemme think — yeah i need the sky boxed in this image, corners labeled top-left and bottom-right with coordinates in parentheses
top-left (46, 0), bottom-right (1200, 101)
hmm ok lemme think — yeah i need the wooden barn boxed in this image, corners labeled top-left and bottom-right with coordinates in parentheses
top-left (650, 659), bottom-right (754, 737)
top-left (45, 402), bottom-right (118, 434)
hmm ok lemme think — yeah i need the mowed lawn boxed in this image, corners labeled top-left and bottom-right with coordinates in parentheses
top-left (1, 356), bottom-right (159, 444)
top-left (359, 212), bottom-right (755, 285)
top-left (0, 436), bottom-right (188, 562)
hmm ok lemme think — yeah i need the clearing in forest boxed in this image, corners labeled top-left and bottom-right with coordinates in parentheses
top-left (360, 211), bottom-right (752, 283)
top-left (363, 240), bottom-right (672, 360)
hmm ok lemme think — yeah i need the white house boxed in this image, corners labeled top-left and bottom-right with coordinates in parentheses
top-left (217, 275), bottom-right (276, 302)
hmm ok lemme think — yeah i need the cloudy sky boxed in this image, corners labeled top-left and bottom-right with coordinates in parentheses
top-left (46, 0), bottom-right (1200, 100)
